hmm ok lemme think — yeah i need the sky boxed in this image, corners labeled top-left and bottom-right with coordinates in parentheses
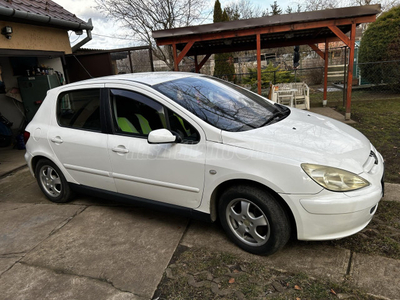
top-left (53, 0), bottom-right (293, 50)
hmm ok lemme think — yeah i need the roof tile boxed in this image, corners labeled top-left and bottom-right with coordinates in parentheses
top-left (0, 0), bottom-right (86, 25)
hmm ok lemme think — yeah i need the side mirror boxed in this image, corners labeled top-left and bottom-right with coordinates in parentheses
top-left (148, 129), bottom-right (178, 144)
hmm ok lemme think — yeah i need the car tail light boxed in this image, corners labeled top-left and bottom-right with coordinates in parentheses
top-left (23, 131), bottom-right (30, 144)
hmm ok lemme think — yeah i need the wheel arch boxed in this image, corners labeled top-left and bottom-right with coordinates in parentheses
top-left (209, 179), bottom-right (297, 238)
top-left (31, 155), bottom-right (52, 175)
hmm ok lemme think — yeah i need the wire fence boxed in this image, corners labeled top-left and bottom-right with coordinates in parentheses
top-left (112, 48), bottom-right (400, 107)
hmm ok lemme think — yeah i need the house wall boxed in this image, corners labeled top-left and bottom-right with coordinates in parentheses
top-left (0, 21), bottom-right (72, 54)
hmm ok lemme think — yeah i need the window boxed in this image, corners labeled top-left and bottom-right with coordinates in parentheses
top-left (57, 89), bottom-right (101, 131)
top-left (154, 76), bottom-right (277, 132)
top-left (111, 89), bottom-right (200, 143)
top-left (166, 108), bottom-right (200, 144)
top-left (111, 89), bottom-right (165, 136)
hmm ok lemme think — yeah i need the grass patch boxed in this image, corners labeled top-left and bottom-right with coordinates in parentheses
top-left (155, 246), bottom-right (377, 300)
top-left (348, 99), bottom-right (400, 183)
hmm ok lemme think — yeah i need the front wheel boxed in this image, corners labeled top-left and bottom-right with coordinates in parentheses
top-left (35, 159), bottom-right (74, 203)
top-left (218, 185), bottom-right (291, 255)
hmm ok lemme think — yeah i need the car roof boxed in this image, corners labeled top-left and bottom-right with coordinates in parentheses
top-left (68, 72), bottom-right (202, 87)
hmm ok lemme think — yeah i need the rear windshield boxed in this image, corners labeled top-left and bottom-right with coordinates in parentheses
top-left (154, 76), bottom-right (276, 132)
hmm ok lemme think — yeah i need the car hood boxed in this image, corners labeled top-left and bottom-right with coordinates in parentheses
top-left (221, 108), bottom-right (371, 174)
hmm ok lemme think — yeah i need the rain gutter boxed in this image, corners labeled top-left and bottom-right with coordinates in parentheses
top-left (0, 6), bottom-right (94, 31)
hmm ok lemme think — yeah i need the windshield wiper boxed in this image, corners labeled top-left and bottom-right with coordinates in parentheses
top-left (261, 105), bottom-right (289, 126)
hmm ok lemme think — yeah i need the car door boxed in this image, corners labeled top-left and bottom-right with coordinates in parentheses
top-left (48, 86), bottom-right (116, 192)
top-left (106, 87), bottom-right (206, 208)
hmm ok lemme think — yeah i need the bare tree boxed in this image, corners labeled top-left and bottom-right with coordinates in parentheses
top-left (95, 0), bottom-right (207, 70)
top-left (302, 0), bottom-right (399, 12)
top-left (225, 0), bottom-right (267, 20)
top-left (302, 0), bottom-right (338, 11)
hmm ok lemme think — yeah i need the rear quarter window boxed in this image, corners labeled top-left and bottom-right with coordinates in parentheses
top-left (57, 89), bottom-right (101, 131)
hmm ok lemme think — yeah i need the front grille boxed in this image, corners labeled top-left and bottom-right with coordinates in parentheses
top-left (369, 151), bottom-right (378, 165)
top-left (363, 150), bottom-right (379, 173)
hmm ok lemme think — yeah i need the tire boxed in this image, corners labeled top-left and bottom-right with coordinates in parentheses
top-left (35, 159), bottom-right (74, 203)
top-left (218, 185), bottom-right (291, 255)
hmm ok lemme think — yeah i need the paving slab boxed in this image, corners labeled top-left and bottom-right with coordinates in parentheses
top-left (0, 202), bottom-right (85, 256)
top-left (0, 167), bottom-right (35, 200)
top-left (310, 107), bottom-right (356, 124)
top-left (0, 202), bottom-right (85, 280)
top-left (181, 220), bottom-right (350, 282)
top-left (351, 253), bottom-right (400, 300)
top-left (0, 147), bottom-right (26, 177)
top-left (1, 263), bottom-right (142, 300)
top-left (384, 183), bottom-right (400, 202)
top-left (21, 205), bottom-right (188, 299)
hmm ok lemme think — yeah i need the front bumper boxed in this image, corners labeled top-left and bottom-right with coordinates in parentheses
top-left (281, 147), bottom-right (384, 241)
top-left (281, 188), bottom-right (381, 241)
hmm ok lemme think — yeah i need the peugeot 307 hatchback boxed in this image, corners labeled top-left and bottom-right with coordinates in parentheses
top-left (24, 72), bottom-right (384, 255)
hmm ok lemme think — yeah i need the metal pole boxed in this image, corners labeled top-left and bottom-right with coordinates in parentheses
top-left (128, 50), bottom-right (133, 73)
top-left (343, 46), bottom-right (347, 107)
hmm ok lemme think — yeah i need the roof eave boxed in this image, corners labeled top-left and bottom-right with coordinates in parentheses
top-left (153, 4), bottom-right (381, 40)
top-left (0, 5), bottom-right (93, 31)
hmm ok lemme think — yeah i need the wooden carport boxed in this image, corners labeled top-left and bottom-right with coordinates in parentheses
top-left (153, 5), bottom-right (381, 119)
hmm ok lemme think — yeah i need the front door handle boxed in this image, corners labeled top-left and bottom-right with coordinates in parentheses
top-left (112, 146), bottom-right (129, 154)
top-left (51, 136), bottom-right (63, 144)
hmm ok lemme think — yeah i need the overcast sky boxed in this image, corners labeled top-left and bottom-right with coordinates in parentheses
top-left (53, 0), bottom-right (294, 50)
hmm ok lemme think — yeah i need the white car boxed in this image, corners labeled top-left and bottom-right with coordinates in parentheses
top-left (24, 72), bottom-right (384, 255)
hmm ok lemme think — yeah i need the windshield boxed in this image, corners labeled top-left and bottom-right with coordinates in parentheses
top-left (154, 76), bottom-right (283, 132)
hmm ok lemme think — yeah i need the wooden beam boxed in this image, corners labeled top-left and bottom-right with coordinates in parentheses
top-left (257, 34), bottom-right (262, 95)
top-left (308, 44), bottom-right (325, 59)
top-left (328, 25), bottom-right (351, 47)
top-left (185, 36), bottom-right (341, 56)
top-left (345, 23), bottom-right (356, 120)
top-left (156, 15), bottom-right (376, 46)
top-left (172, 43), bottom-right (178, 71)
top-left (198, 54), bottom-right (211, 70)
top-left (176, 41), bottom-right (195, 65)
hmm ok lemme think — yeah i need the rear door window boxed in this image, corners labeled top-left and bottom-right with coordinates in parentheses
top-left (57, 89), bottom-right (101, 131)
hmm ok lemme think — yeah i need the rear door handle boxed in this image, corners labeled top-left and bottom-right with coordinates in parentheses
top-left (112, 146), bottom-right (129, 154)
top-left (51, 136), bottom-right (63, 144)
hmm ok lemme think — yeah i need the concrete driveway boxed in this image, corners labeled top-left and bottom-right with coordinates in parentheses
top-left (1, 168), bottom-right (400, 299)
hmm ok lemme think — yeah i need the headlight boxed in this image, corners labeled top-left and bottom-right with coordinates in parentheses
top-left (301, 163), bottom-right (370, 192)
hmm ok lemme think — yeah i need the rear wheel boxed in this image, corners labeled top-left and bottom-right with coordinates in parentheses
top-left (35, 159), bottom-right (74, 203)
top-left (219, 185), bottom-right (291, 255)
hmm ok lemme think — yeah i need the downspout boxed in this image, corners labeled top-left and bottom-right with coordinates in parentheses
top-left (71, 19), bottom-right (93, 53)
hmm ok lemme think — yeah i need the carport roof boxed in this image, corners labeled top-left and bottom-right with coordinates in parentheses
top-left (153, 5), bottom-right (381, 56)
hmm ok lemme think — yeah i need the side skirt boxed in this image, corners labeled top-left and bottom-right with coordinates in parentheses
top-left (70, 183), bottom-right (212, 223)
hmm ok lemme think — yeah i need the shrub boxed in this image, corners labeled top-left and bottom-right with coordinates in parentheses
top-left (243, 63), bottom-right (296, 88)
top-left (358, 6), bottom-right (400, 89)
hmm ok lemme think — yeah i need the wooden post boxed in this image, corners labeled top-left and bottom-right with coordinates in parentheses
top-left (323, 41), bottom-right (329, 106)
top-left (345, 23), bottom-right (356, 120)
top-left (128, 50), bottom-right (133, 73)
top-left (148, 47), bottom-right (154, 72)
top-left (256, 34), bottom-right (262, 95)
top-left (172, 44), bottom-right (178, 71)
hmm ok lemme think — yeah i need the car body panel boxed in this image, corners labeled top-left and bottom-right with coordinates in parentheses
top-left (107, 133), bottom-right (206, 208)
top-left (221, 109), bottom-right (371, 175)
